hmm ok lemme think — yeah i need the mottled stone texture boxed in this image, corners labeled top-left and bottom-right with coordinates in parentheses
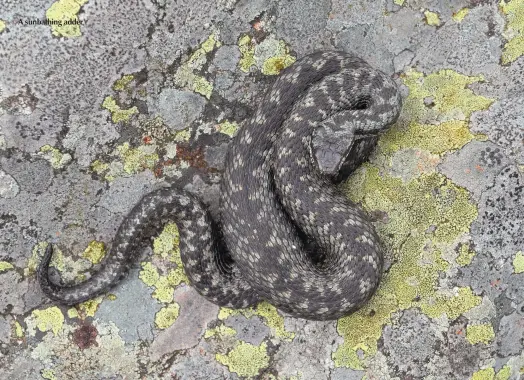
top-left (1, 0), bottom-right (523, 379)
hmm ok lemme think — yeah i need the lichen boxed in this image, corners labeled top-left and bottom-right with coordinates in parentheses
top-left (26, 243), bottom-right (64, 276)
top-left (39, 144), bottom-right (72, 169)
top-left (139, 262), bottom-right (160, 287)
top-left (14, 320), bottom-right (24, 338)
top-left (238, 34), bottom-right (296, 75)
top-left (174, 33), bottom-right (219, 99)
top-left (466, 323), bottom-right (495, 345)
top-left (500, 0), bottom-right (524, 64)
top-left (424, 10), bottom-right (441, 26)
top-left (218, 302), bottom-right (295, 341)
top-left (379, 120), bottom-right (476, 155)
top-left (102, 96), bottom-right (139, 123)
top-left (0, 20), bottom-right (6, 33)
top-left (512, 251), bottom-right (524, 274)
top-left (155, 303), bottom-right (180, 329)
top-left (0, 261), bottom-right (14, 272)
top-left (452, 8), bottom-right (469, 22)
top-left (204, 324), bottom-right (237, 339)
top-left (78, 297), bottom-right (104, 317)
top-left (82, 241), bottom-right (106, 264)
top-left (217, 120), bottom-right (239, 137)
top-left (333, 68), bottom-right (486, 369)
top-left (174, 128), bottom-right (191, 142)
top-left (472, 367), bottom-right (495, 380)
top-left (113, 74), bottom-right (134, 92)
top-left (41, 369), bottom-right (57, 380)
top-left (45, 0), bottom-right (88, 38)
top-left (495, 365), bottom-right (512, 380)
top-left (216, 341), bottom-right (270, 377)
top-left (117, 142), bottom-right (159, 174)
top-left (456, 242), bottom-right (476, 266)
top-left (28, 306), bottom-right (65, 336)
top-left (400, 69), bottom-right (494, 124)
top-left (393, 0), bottom-right (405, 5)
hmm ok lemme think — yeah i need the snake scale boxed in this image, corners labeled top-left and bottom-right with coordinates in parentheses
top-left (38, 51), bottom-right (402, 320)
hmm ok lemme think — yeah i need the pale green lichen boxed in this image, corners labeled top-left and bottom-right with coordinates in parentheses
top-left (26, 243), bottom-right (64, 276)
top-left (41, 368), bottom-right (57, 380)
top-left (29, 306), bottom-right (64, 335)
top-left (139, 224), bottom-right (188, 303)
top-left (117, 142), bottom-right (159, 174)
top-left (155, 303), bottom-right (180, 329)
top-left (500, 0), bottom-right (524, 64)
top-left (0, 20), bottom-right (6, 33)
top-left (0, 261), bottom-right (14, 272)
top-left (472, 368), bottom-right (495, 380)
top-left (217, 120), bottom-right (239, 137)
top-left (394, 0), bottom-right (405, 5)
top-left (400, 69), bottom-right (494, 124)
top-left (174, 128), bottom-right (191, 142)
top-left (174, 33), bottom-right (219, 99)
top-left (379, 120), bottom-right (476, 156)
top-left (452, 8), bottom-right (470, 22)
top-left (82, 241), bottom-right (106, 264)
top-left (204, 324), bottom-right (237, 339)
top-left (456, 242), bottom-right (476, 266)
top-left (333, 68), bottom-right (487, 369)
top-left (218, 301), bottom-right (295, 341)
top-left (45, 0), bottom-right (88, 38)
top-left (102, 96), bottom-right (139, 123)
top-left (78, 296), bottom-right (104, 317)
top-left (113, 74), bottom-right (134, 91)
top-left (216, 342), bottom-right (270, 377)
top-left (14, 321), bottom-right (24, 338)
top-left (39, 144), bottom-right (72, 169)
top-left (424, 10), bottom-right (441, 26)
top-left (67, 308), bottom-right (78, 319)
top-left (238, 34), bottom-right (296, 75)
top-left (466, 323), bottom-right (495, 345)
top-left (495, 365), bottom-right (512, 380)
top-left (513, 251), bottom-right (524, 274)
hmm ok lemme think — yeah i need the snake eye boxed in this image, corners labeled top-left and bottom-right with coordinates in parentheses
top-left (352, 95), bottom-right (371, 110)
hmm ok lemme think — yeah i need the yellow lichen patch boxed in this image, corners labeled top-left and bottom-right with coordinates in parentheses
top-left (82, 241), bottom-right (106, 264)
top-left (26, 243), bottom-right (64, 276)
top-left (67, 307), bottom-right (78, 319)
top-left (512, 251), bottom-right (524, 273)
top-left (420, 287), bottom-right (481, 319)
top-left (424, 10), bottom-right (441, 26)
top-left (155, 303), bottom-right (180, 329)
top-left (500, 0), bottom-right (524, 64)
top-left (261, 40), bottom-right (296, 76)
top-left (153, 223), bottom-right (181, 262)
top-left (254, 302), bottom-right (295, 341)
top-left (216, 342), bottom-right (270, 377)
top-left (238, 34), bottom-right (296, 75)
top-left (452, 8), bottom-right (470, 22)
top-left (204, 324), bottom-right (237, 339)
top-left (217, 120), bottom-right (239, 137)
top-left (335, 166), bottom-right (479, 368)
top-left (102, 96), bottom-right (139, 123)
top-left (14, 321), bottom-right (24, 338)
top-left (39, 144), bottom-right (72, 169)
top-left (78, 296), bottom-right (104, 317)
top-left (379, 120), bottom-right (476, 156)
top-left (456, 242), bottom-right (476, 266)
top-left (238, 35), bottom-right (257, 72)
top-left (0, 261), bottom-right (14, 272)
top-left (30, 307), bottom-right (64, 335)
top-left (113, 74), bottom-right (135, 91)
top-left (466, 323), bottom-right (495, 345)
top-left (116, 142), bottom-right (159, 174)
top-left (174, 33), bottom-right (219, 99)
top-left (394, 0), bottom-right (405, 5)
top-left (46, 0), bottom-right (88, 38)
top-left (400, 69), bottom-right (494, 123)
top-left (472, 367), bottom-right (495, 380)
top-left (174, 128), bottom-right (191, 142)
top-left (495, 365), bottom-right (511, 380)
top-left (0, 20), bottom-right (6, 33)
top-left (41, 368), bottom-right (57, 380)
top-left (139, 262), bottom-right (160, 286)
top-left (218, 302), bottom-right (294, 341)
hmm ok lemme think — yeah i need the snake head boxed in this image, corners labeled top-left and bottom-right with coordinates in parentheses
top-left (311, 120), bottom-right (379, 184)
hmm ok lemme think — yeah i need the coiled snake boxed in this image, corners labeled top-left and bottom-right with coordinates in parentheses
top-left (38, 51), bottom-right (402, 320)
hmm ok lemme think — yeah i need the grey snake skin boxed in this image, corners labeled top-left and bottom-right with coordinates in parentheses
top-left (38, 51), bottom-right (402, 320)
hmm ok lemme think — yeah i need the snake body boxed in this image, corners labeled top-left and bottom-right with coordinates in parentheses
top-left (38, 51), bottom-right (402, 320)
